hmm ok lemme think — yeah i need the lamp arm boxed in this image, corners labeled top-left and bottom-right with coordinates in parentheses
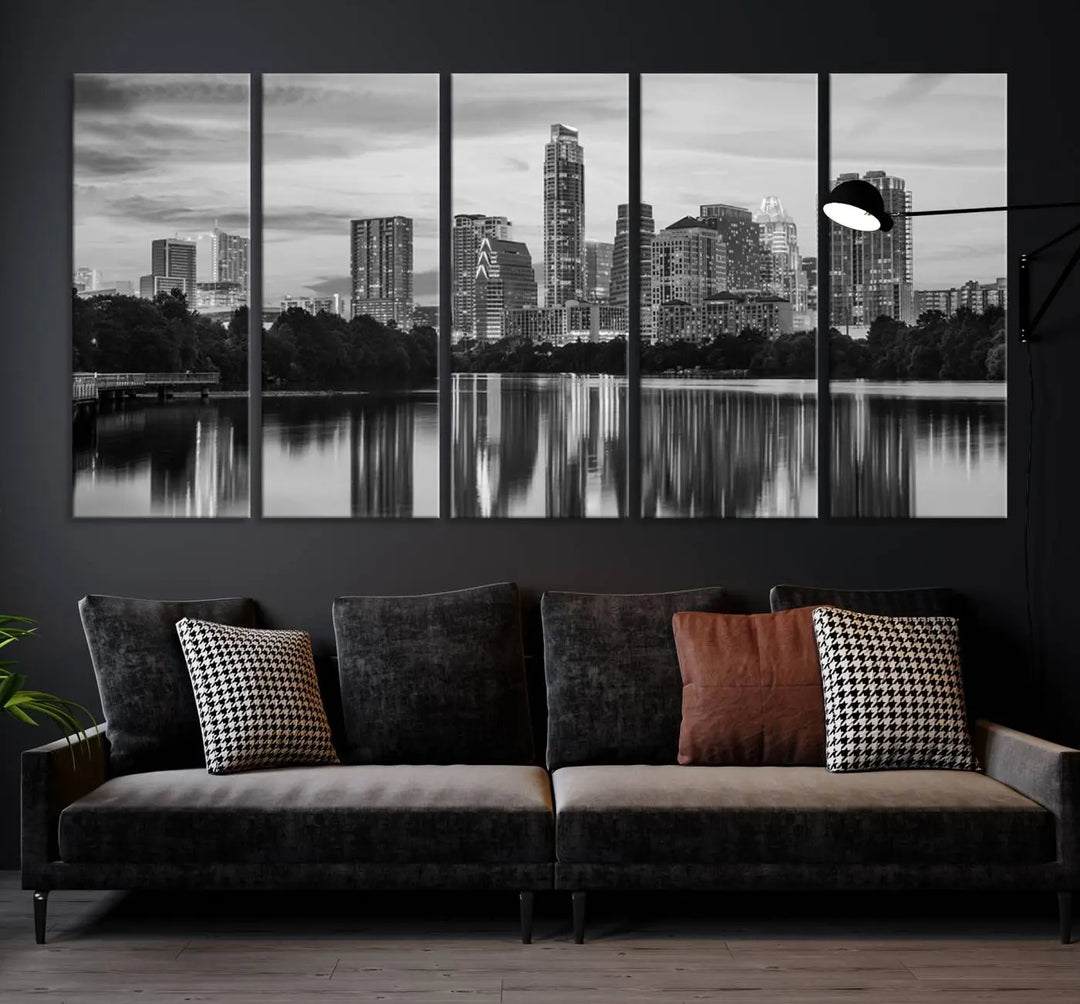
top-left (1020, 237), bottom-right (1080, 343)
top-left (898, 202), bottom-right (1080, 219)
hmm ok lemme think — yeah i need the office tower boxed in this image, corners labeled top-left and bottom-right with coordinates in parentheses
top-left (650, 217), bottom-right (726, 341)
top-left (584, 241), bottom-right (614, 301)
top-left (611, 203), bottom-right (655, 339)
top-left (754, 196), bottom-right (807, 311)
top-left (73, 267), bottom-right (101, 292)
top-left (801, 255), bottom-right (818, 311)
top-left (452, 214), bottom-right (512, 336)
top-left (543, 123), bottom-right (585, 308)
top-left (474, 236), bottom-right (538, 342)
top-left (698, 203), bottom-right (760, 291)
top-left (829, 171), bottom-right (914, 328)
top-left (141, 238), bottom-right (197, 300)
top-left (212, 228), bottom-right (250, 302)
top-left (350, 216), bottom-right (414, 326)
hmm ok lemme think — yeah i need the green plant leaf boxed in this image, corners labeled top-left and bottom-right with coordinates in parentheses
top-left (6, 705), bottom-right (38, 726)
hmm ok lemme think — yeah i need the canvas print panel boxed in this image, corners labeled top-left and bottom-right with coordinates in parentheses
top-left (640, 74), bottom-right (818, 518)
top-left (451, 73), bottom-right (629, 518)
top-left (262, 74), bottom-right (439, 517)
top-left (73, 74), bottom-right (250, 518)
top-left (829, 73), bottom-right (1007, 518)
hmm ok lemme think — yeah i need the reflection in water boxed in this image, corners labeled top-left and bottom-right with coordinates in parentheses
top-left (263, 392), bottom-right (438, 517)
top-left (832, 382), bottom-right (1006, 517)
top-left (452, 374), bottom-right (626, 517)
top-left (73, 398), bottom-right (249, 517)
top-left (643, 378), bottom-right (818, 518)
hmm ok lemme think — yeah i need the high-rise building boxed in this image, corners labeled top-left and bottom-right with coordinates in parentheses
top-left (698, 204), bottom-right (760, 291)
top-left (754, 196), bottom-right (807, 312)
top-left (801, 256), bottom-right (818, 311)
top-left (212, 228), bottom-right (250, 301)
top-left (474, 237), bottom-right (538, 342)
top-left (543, 124), bottom-right (585, 309)
top-left (73, 267), bottom-right (101, 293)
top-left (351, 216), bottom-right (414, 326)
top-left (452, 214), bottom-right (512, 337)
top-left (914, 277), bottom-right (1007, 317)
top-left (829, 171), bottom-right (914, 328)
top-left (650, 217), bottom-right (726, 341)
top-left (196, 281), bottom-right (245, 313)
top-left (611, 203), bottom-right (655, 338)
top-left (584, 241), bottom-right (614, 301)
top-left (141, 238), bottom-right (197, 300)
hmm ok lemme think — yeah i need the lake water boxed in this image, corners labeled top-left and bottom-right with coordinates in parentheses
top-left (71, 376), bottom-right (1006, 518)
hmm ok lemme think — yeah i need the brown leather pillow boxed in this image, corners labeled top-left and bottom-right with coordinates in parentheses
top-left (672, 607), bottom-right (825, 765)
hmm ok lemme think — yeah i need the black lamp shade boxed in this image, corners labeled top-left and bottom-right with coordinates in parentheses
top-left (823, 179), bottom-right (895, 233)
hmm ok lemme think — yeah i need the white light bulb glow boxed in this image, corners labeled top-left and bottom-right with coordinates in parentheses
top-left (823, 202), bottom-right (883, 231)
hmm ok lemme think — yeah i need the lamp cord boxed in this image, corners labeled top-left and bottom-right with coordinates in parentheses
top-left (1024, 338), bottom-right (1037, 726)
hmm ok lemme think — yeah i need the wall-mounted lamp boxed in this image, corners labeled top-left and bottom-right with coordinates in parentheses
top-left (822, 179), bottom-right (1080, 342)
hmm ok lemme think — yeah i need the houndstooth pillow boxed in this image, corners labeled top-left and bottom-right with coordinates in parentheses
top-left (811, 607), bottom-right (979, 773)
top-left (176, 618), bottom-right (339, 775)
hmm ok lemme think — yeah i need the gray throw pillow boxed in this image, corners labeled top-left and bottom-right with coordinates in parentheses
top-left (332, 582), bottom-right (533, 764)
top-left (541, 587), bottom-right (729, 770)
top-left (79, 594), bottom-right (257, 775)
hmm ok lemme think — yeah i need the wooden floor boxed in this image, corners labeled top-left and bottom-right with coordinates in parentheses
top-left (1, 873), bottom-right (1077, 1002)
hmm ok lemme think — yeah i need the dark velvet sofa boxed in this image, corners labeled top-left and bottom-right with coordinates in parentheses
top-left (20, 584), bottom-right (1080, 946)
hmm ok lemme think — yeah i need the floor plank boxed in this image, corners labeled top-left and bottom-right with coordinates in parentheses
top-left (2, 873), bottom-right (1078, 1004)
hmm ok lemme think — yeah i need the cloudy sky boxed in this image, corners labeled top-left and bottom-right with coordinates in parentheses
top-left (832, 73), bottom-right (1007, 288)
top-left (453, 74), bottom-right (629, 272)
top-left (264, 74), bottom-right (439, 305)
top-left (74, 74), bottom-right (249, 288)
top-left (645, 73), bottom-right (1006, 289)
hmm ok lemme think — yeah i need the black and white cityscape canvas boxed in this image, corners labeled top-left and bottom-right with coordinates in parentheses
top-left (262, 74), bottom-right (439, 517)
top-left (72, 74), bottom-right (250, 517)
top-left (451, 73), bottom-right (629, 518)
top-left (830, 73), bottom-right (1007, 517)
top-left (640, 74), bottom-right (818, 518)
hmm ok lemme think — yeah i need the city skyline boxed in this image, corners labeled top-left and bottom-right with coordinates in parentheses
top-left (74, 74), bottom-right (250, 290)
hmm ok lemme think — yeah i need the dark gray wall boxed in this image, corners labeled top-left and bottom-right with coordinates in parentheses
top-left (2, 0), bottom-right (1079, 868)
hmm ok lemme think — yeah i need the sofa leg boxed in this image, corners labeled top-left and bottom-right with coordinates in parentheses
top-left (572, 891), bottom-right (586, 944)
top-left (1059, 891), bottom-right (1073, 945)
top-left (519, 891), bottom-right (534, 944)
top-left (33, 891), bottom-right (48, 945)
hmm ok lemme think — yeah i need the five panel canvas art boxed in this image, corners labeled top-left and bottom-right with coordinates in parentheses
top-left (71, 73), bottom-right (1007, 520)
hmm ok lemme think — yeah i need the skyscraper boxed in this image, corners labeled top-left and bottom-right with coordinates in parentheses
top-left (698, 203), bottom-right (760, 291)
top-left (611, 203), bottom-right (655, 339)
top-left (351, 216), bottom-right (414, 326)
top-left (754, 196), bottom-right (807, 311)
top-left (584, 241), bottom-right (614, 301)
top-left (829, 171), bottom-right (914, 328)
top-left (212, 228), bottom-right (250, 301)
top-left (474, 237), bottom-right (538, 343)
top-left (651, 217), bottom-right (726, 341)
top-left (140, 238), bottom-right (197, 300)
top-left (543, 124), bottom-right (585, 309)
top-left (452, 214), bottom-right (512, 337)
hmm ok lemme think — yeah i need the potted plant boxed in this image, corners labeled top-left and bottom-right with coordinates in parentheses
top-left (1, 615), bottom-right (96, 754)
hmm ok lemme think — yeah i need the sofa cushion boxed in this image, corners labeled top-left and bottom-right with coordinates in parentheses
top-left (542, 587), bottom-right (730, 770)
top-left (79, 594), bottom-right (258, 776)
top-left (176, 619), bottom-right (339, 775)
top-left (552, 765), bottom-right (1054, 865)
top-left (769, 585), bottom-right (959, 617)
top-left (333, 583), bottom-right (533, 765)
top-left (673, 607), bottom-right (824, 766)
top-left (59, 765), bottom-right (554, 865)
top-left (812, 607), bottom-right (978, 773)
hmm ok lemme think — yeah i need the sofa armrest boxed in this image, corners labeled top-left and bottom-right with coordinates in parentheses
top-left (975, 718), bottom-right (1080, 879)
top-left (21, 724), bottom-right (108, 887)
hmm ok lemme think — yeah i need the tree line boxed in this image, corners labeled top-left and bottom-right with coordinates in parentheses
top-left (73, 289), bottom-right (248, 389)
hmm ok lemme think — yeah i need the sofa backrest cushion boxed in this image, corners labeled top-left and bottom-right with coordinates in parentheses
top-left (79, 594), bottom-right (258, 776)
top-left (673, 607), bottom-right (825, 766)
top-left (332, 582), bottom-right (534, 765)
top-left (542, 587), bottom-right (730, 770)
top-left (769, 584), bottom-right (959, 617)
